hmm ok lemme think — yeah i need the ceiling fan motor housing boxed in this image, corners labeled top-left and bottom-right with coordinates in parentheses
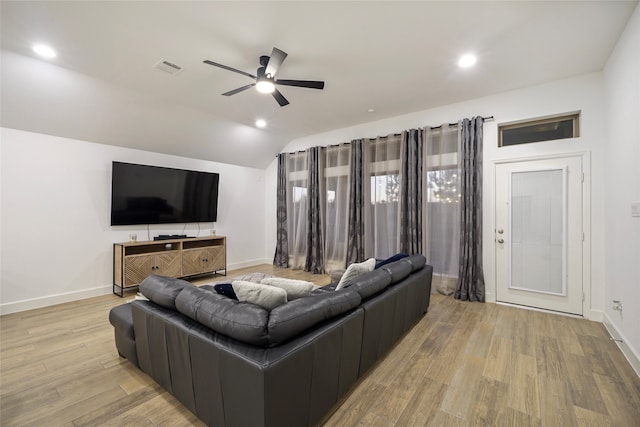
top-left (203, 46), bottom-right (324, 107)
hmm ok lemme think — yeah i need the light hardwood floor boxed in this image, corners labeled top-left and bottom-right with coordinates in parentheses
top-left (1, 265), bottom-right (638, 426)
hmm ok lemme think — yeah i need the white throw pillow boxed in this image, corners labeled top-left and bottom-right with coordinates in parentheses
top-left (335, 258), bottom-right (376, 290)
top-left (260, 277), bottom-right (314, 300)
top-left (231, 280), bottom-right (287, 311)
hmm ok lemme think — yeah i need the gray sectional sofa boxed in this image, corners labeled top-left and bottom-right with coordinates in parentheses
top-left (109, 254), bottom-right (433, 426)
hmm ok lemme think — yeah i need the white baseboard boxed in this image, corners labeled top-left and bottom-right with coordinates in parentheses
top-left (227, 258), bottom-right (273, 270)
top-left (495, 301), bottom-right (584, 319)
top-left (0, 285), bottom-right (113, 316)
top-left (603, 314), bottom-right (640, 377)
top-left (586, 308), bottom-right (604, 322)
top-left (0, 259), bottom-right (276, 316)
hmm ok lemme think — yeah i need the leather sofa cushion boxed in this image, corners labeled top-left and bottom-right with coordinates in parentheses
top-left (267, 289), bottom-right (361, 346)
top-left (140, 275), bottom-right (192, 310)
top-left (175, 285), bottom-right (270, 346)
top-left (342, 269), bottom-right (392, 299)
top-left (380, 260), bottom-right (413, 283)
top-left (404, 254), bottom-right (426, 271)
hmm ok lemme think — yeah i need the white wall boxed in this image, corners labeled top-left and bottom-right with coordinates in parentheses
top-left (603, 4), bottom-right (640, 373)
top-left (265, 72), bottom-right (606, 320)
top-left (0, 128), bottom-right (269, 314)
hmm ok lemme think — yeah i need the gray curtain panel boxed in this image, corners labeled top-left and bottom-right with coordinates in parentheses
top-left (346, 139), bottom-right (365, 266)
top-left (305, 147), bottom-right (325, 273)
top-left (399, 129), bottom-right (423, 254)
top-left (273, 153), bottom-right (289, 267)
top-left (455, 116), bottom-right (486, 302)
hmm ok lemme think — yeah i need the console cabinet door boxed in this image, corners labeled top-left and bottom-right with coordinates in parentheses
top-left (206, 246), bottom-right (225, 272)
top-left (182, 247), bottom-right (225, 275)
top-left (124, 251), bottom-right (180, 285)
top-left (156, 252), bottom-right (181, 277)
top-left (182, 249), bottom-right (206, 276)
top-left (124, 254), bottom-right (155, 286)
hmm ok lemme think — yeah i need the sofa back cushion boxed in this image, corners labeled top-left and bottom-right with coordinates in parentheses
top-left (380, 260), bottom-right (413, 284)
top-left (175, 285), bottom-right (270, 346)
top-left (267, 289), bottom-right (361, 346)
top-left (139, 275), bottom-right (192, 310)
top-left (342, 269), bottom-right (392, 299)
top-left (404, 254), bottom-right (426, 271)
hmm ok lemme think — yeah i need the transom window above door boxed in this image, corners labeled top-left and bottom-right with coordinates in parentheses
top-left (499, 112), bottom-right (580, 147)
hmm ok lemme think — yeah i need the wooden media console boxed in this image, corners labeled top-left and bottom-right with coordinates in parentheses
top-left (113, 236), bottom-right (226, 296)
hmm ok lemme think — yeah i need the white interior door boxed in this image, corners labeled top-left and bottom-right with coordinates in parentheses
top-left (495, 156), bottom-right (583, 315)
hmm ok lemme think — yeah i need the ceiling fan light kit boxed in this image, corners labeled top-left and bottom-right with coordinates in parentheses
top-left (204, 46), bottom-right (325, 107)
top-left (256, 79), bottom-right (275, 94)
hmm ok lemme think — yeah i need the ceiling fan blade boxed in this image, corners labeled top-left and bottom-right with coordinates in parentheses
top-left (222, 83), bottom-right (255, 96)
top-left (203, 60), bottom-right (256, 79)
top-left (276, 79), bottom-right (325, 90)
top-left (271, 89), bottom-right (290, 107)
top-left (264, 47), bottom-right (288, 78)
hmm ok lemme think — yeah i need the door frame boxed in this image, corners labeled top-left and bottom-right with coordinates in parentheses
top-left (491, 151), bottom-right (592, 318)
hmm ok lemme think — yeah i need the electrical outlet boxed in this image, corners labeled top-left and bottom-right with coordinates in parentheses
top-left (613, 300), bottom-right (623, 311)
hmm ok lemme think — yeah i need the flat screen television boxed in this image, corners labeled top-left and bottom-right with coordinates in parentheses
top-left (110, 161), bottom-right (219, 226)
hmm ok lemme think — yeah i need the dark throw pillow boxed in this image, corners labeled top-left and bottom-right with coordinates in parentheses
top-left (375, 253), bottom-right (409, 269)
top-left (214, 283), bottom-right (238, 300)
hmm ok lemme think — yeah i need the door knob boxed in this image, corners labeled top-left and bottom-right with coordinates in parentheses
top-left (497, 229), bottom-right (504, 234)
top-left (497, 238), bottom-right (504, 244)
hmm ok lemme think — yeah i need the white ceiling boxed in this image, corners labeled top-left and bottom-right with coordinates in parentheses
top-left (1, 1), bottom-right (637, 169)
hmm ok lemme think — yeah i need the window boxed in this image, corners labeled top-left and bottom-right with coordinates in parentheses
top-left (365, 136), bottom-right (402, 259)
top-left (371, 174), bottom-right (400, 203)
top-left (499, 112), bottom-right (580, 147)
top-left (424, 124), bottom-right (461, 290)
top-left (286, 152), bottom-right (309, 270)
top-left (323, 146), bottom-right (350, 271)
top-left (292, 186), bottom-right (307, 203)
top-left (426, 169), bottom-right (459, 204)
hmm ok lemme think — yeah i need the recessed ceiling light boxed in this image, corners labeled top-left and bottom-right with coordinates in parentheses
top-left (368, 109), bottom-right (375, 113)
top-left (33, 44), bottom-right (56, 59)
top-left (255, 119), bottom-right (267, 128)
top-left (458, 54), bottom-right (476, 68)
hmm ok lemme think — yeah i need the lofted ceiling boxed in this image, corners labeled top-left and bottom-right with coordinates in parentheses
top-left (1, 1), bottom-right (637, 169)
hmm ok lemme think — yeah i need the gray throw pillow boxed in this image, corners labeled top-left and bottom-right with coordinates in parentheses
top-left (232, 280), bottom-right (287, 311)
top-left (260, 277), bottom-right (314, 300)
top-left (335, 258), bottom-right (376, 290)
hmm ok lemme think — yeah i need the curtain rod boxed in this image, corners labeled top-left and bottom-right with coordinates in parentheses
top-left (277, 115), bottom-right (494, 156)
top-left (364, 115), bottom-right (495, 141)
top-left (431, 115), bottom-right (494, 130)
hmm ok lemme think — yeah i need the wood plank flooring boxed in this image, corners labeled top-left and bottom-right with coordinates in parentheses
top-left (1, 265), bottom-right (638, 426)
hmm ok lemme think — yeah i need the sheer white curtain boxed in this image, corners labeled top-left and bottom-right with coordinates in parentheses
top-left (364, 135), bottom-right (402, 259)
top-left (286, 151), bottom-right (309, 270)
top-left (423, 124), bottom-right (460, 295)
top-left (323, 145), bottom-right (351, 272)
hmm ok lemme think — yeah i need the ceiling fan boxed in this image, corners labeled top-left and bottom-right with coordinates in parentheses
top-left (203, 47), bottom-right (325, 107)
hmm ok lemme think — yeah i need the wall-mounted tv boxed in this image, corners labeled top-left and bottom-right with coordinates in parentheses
top-left (110, 161), bottom-right (219, 226)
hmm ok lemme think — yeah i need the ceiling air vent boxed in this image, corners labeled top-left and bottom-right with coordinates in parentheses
top-left (153, 59), bottom-right (183, 75)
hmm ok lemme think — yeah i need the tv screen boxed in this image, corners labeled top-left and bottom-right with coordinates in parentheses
top-left (110, 162), bottom-right (219, 226)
